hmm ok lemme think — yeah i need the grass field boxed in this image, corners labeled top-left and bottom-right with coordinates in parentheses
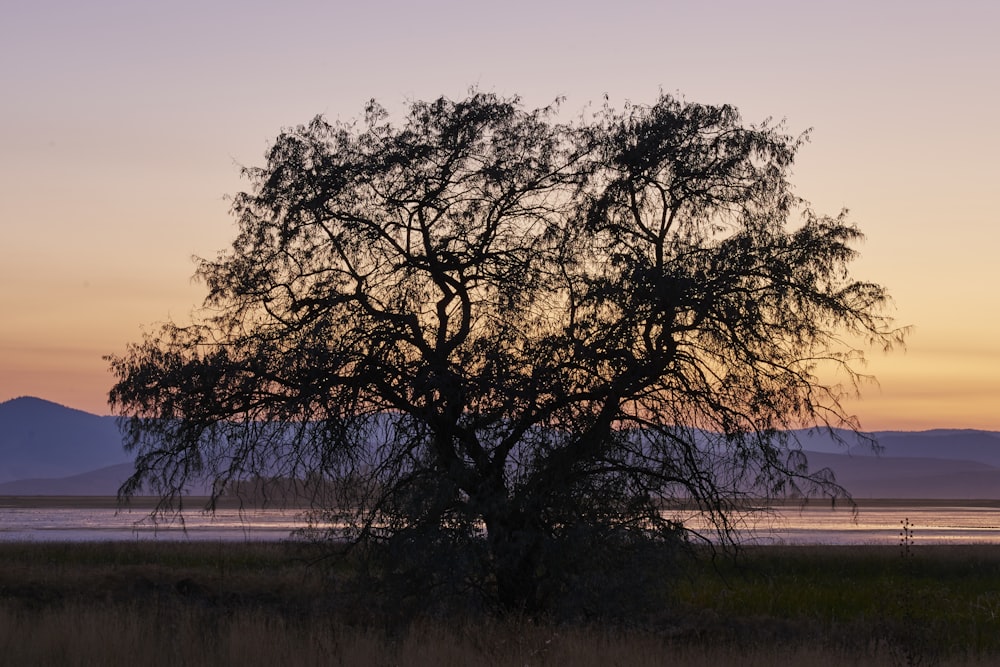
top-left (1, 539), bottom-right (999, 665)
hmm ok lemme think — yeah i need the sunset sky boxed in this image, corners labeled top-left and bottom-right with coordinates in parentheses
top-left (2, 1), bottom-right (998, 430)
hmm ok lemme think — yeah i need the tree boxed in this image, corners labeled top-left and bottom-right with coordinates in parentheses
top-left (108, 92), bottom-right (902, 614)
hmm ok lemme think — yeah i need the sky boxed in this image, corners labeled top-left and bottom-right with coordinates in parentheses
top-left (1, 0), bottom-right (998, 430)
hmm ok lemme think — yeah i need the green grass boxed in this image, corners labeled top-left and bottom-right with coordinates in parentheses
top-left (671, 544), bottom-right (1000, 663)
top-left (2, 540), bottom-right (1000, 665)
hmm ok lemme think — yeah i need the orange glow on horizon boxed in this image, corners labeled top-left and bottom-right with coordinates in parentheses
top-left (2, 1), bottom-right (998, 431)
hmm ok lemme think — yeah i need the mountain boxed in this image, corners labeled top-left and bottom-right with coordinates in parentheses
top-left (0, 397), bottom-right (130, 483)
top-left (850, 430), bottom-right (1000, 467)
top-left (0, 462), bottom-right (135, 496)
top-left (789, 428), bottom-right (1000, 498)
top-left (2, 396), bottom-right (1000, 498)
top-left (790, 428), bottom-right (1000, 461)
top-left (804, 451), bottom-right (1000, 499)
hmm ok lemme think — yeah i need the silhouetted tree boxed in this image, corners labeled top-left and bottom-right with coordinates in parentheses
top-left (108, 92), bottom-right (902, 613)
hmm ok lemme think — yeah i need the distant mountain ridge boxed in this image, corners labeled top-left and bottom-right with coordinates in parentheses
top-left (851, 430), bottom-right (1000, 467)
top-left (0, 463), bottom-right (135, 496)
top-left (2, 396), bottom-right (1000, 498)
top-left (0, 397), bottom-right (130, 484)
top-left (804, 451), bottom-right (1000, 499)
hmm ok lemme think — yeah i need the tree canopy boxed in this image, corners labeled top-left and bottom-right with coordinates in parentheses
top-left (108, 91), bottom-right (902, 613)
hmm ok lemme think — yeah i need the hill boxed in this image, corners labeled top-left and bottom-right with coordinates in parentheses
top-left (0, 462), bottom-right (135, 496)
top-left (0, 397), bottom-right (130, 483)
top-left (2, 396), bottom-right (1000, 498)
top-left (804, 451), bottom-right (1000, 499)
top-left (851, 430), bottom-right (1000, 467)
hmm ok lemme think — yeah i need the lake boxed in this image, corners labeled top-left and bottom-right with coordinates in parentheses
top-left (0, 505), bottom-right (306, 541)
top-left (673, 501), bottom-right (1000, 545)
top-left (2, 499), bottom-right (1000, 544)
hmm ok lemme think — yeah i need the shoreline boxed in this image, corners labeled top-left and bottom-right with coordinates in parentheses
top-left (4, 495), bottom-right (1000, 509)
top-left (0, 495), bottom-right (313, 509)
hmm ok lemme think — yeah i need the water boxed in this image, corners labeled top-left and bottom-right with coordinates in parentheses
top-left (0, 505), bottom-right (309, 541)
top-left (2, 501), bottom-right (1000, 544)
top-left (673, 502), bottom-right (1000, 545)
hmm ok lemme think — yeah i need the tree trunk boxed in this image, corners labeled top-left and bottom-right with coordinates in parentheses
top-left (485, 510), bottom-right (544, 613)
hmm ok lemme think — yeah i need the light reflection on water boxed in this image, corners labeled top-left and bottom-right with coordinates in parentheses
top-left (0, 507), bottom-right (308, 541)
top-left (673, 504), bottom-right (1000, 545)
top-left (3, 503), bottom-right (1000, 544)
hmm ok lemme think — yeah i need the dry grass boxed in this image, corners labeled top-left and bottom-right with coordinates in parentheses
top-left (1, 605), bottom-right (997, 666)
top-left (1, 540), bottom-right (999, 665)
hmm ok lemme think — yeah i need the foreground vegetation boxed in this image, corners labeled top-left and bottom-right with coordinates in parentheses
top-left (1, 540), bottom-right (999, 665)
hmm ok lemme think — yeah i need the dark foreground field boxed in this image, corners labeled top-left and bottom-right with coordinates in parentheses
top-left (1, 540), bottom-right (999, 666)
